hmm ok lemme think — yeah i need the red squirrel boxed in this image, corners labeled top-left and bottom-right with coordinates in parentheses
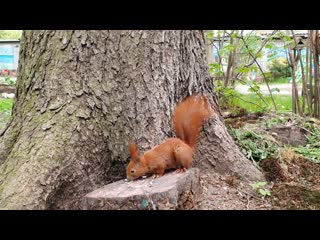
top-left (126, 95), bottom-right (213, 180)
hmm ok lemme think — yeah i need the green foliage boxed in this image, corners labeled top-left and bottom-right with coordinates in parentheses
top-left (231, 32), bottom-right (238, 38)
top-left (209, 31), bottom-right (283, 115)
top-left (0, 98), bottom-right (13, 130)
top-left (226, 93), bottom-right (292, 113)
top-left (247, 80), bottom-right (262, 94)
top-left (291, 121), bottom-right (320, 163)
top-left (274, 31), bottom-right (294, 46)
top-left (215, 80), bottom-right (237, 102)
top-left (0, 30), bottom-right (22, 39)
top-left (268, 58), bottom-right (291, 80)
top-left (265, 42), bottom-right (277, 50)
top-left (254, 113), bottom-right (320, 164)
top-left (214, 80), bottom-right (269, 115)
top-left (259, 188), bottom-right (271, 196)
top-left (258, 77), bottom-right (291, 85)
top-left (209, 63), bottom-right (224, 76)
top-left (293, 146), bottom-right (320, 163)
top-left (1, 77), bottom-right (16, 86)
top-left (250, 181), bottom-right (267, 189)
top-left (205, 31), bottom-right (214, 41)
top-left (261, 115), bottom-right (286, 129)
top-left (283, 35), bottom-right (294, 46)
top-left (240, 35), bottom-right (263, 55)
top-left (236, 65), bottom-right (258, 75)
top-left (0, 98), bottom-right (13, 112)
top-left (250, 181), bottom-right (271, 197)
top-left (220, 43), bottom-right (235, 56)
top-left (261, 77), bottom-right (290, 84)
top-left (229, 127), bottom-right (279, 164)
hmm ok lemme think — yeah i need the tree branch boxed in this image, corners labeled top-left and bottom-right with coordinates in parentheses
top-left (238, 34), bottom-right (278, 111)
top-left (228, 94), bottom-right (267, 111)
top-left (235, 77), bottom-right (269, 107)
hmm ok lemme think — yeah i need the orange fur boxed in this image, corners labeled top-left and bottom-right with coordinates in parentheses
top-left (129, 143), bottom-right (139, 161)
top-left (126, 95), bottom-right (213, 180)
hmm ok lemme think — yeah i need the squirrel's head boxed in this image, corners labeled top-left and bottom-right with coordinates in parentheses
top-left (126, 143), bottom-right (148, 180)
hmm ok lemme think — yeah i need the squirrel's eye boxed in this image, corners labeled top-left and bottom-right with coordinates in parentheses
top-left (131, 169), bottom-right (135, 174)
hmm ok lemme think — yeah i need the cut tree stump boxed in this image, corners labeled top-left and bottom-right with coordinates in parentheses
top-left (81, 168), bottom-right (200, 210)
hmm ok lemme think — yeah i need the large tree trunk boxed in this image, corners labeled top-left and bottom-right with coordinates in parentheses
top-left (0, 30), bottom-right (263, 210)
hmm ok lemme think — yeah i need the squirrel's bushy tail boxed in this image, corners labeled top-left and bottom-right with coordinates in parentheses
top-left (172, 95), bottom-right (212, 149)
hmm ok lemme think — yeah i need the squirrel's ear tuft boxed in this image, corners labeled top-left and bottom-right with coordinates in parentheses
top-left (129, 143), bottom-right (139, 161)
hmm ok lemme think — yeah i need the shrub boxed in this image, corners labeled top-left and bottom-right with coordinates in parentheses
top-left (268, 57), bottom-right (291, 80)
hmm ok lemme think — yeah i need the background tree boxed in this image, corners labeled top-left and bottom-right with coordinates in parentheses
top-left (0, 30), bottom-right (263, 210)
top-left (207, 30), bottom-right (320, 119)
top-left (280, 30), bottom-right (320, 118)
top-left (206, 30), bottom-right (279, 111)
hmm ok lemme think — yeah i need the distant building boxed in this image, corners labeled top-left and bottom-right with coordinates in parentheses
top-left (0, 39), bottom-right (20, 71)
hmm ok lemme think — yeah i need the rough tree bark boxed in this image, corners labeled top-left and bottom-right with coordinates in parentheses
top-left (0, 30), bottom-right (263, 210)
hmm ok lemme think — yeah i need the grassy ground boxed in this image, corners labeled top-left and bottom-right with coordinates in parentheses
top-left (257, 77), bottom-right (303, 86)
top-left (0, 98), bottom-right (13, 130)
top-left (0, 98), bottom-right (13, 112)
top-left (228, 94), bottom-right (293, 113)
top-left (265, 77), bottom-right (291, 84)
top-left (225, 113), bottom-right (320, 209)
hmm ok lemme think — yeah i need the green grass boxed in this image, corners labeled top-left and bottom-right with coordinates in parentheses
top-left (0, 98), bottom-right (13, 130)
top-left (268, 77), bottom-right (290, 84)
top-left (259, 77), bottom-right (302, 85)
top-left (228, 113), bottom-right (320, 167)
top-left (291, 122), bottom-right (320, 163)
top-left (0, 98), bottom-right (13, 112)
top-left (229, 126), bottom-right (279, 164)
top-left (228, 94), bottom-right (293, 113)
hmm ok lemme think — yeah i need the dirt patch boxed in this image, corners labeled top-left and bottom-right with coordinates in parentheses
top-left (222, 113), bottom-right (320, 210)
top-left (194, 152), bottom-right (320, 210)
top-left (269, 149), bottom-right (320, 209)
top-left (224, 111), bottom-right (263, 129)
top-left (272, 184), bottom-right (320, 210)
top-left (260, 158), bottom-right (287, 181)
top-left (269, 126), bottom-right (308, 146)
top-left (195, 170), bottom-right (272, 210)
top-left (281, 149), bottom-right (320, 183)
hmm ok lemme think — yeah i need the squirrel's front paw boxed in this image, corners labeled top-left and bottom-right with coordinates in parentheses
top-left (152, 174), bottom-right (163, 179)
top-left (175, 168), bottom-right (187, 173)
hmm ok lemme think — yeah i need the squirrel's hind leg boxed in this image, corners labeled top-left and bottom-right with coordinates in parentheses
top-left (173, 145), bottom-right (193, 173)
